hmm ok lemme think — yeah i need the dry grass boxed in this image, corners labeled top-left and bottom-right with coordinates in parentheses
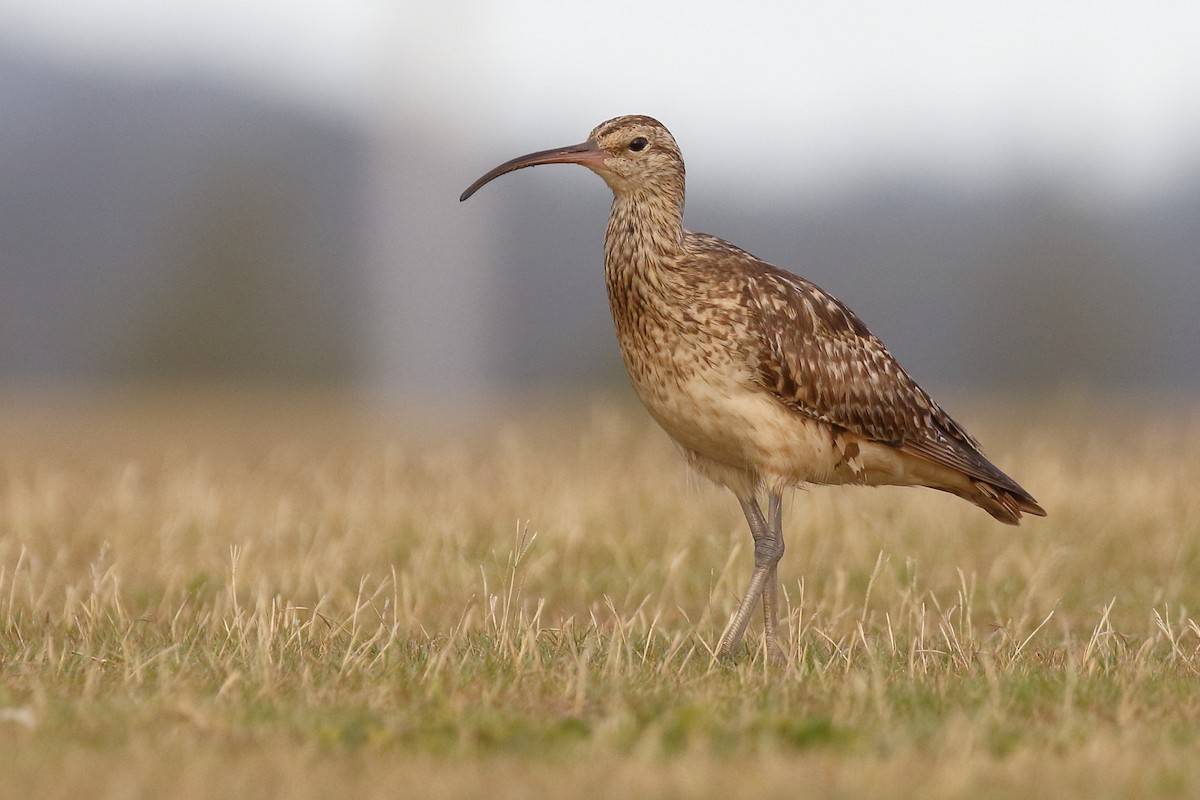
top-left (3, 386), bottom-right (1200, 799)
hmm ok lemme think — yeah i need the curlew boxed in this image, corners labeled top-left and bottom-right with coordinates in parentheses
top-left (460, 115), bottom-right (1045, 661)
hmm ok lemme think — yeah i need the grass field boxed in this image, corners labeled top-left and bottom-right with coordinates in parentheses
top-left (2, 387), bottom-right (1200, 799)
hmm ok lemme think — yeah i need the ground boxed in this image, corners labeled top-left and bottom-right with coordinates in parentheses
top-left (2, 387), bottom-right (1199, 799)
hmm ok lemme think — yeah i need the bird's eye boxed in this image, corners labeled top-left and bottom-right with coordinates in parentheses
top-left (629, 137), bottom-right (648, 152)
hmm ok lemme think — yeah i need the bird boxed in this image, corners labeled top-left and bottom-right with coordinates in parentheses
top-left (459, 115), bottom-right (1045, 662)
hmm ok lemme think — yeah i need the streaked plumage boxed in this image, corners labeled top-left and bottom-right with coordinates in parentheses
top-left (461, 114), bottom-right (1045, 661)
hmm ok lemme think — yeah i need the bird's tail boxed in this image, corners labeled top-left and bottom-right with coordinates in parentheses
top-left (950, 479), bottom-right (1047, 525)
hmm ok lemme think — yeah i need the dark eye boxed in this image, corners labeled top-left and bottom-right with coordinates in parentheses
top-left (628, 137), bottom-right (648, 152)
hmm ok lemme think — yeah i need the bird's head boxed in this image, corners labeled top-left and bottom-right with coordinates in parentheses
top-left (460, 115), bottom-right (685, 203)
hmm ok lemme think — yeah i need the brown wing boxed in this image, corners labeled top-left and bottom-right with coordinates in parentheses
top-left (732, 258), bottom-right (1029, 496)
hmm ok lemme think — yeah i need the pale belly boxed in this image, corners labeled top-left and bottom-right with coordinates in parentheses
top-left (631, 364), bottom-right (834, 481)
top-left (626, 362), bottom-right (935, 495)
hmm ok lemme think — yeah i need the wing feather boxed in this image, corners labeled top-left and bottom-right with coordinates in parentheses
top-left (680, 232), bottom-right (1043, 518)
top-left (739, 261), bottom-right (1025, 493)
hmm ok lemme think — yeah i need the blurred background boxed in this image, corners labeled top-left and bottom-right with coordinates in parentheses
top-left (1, 0), bottom-right (1198, 401)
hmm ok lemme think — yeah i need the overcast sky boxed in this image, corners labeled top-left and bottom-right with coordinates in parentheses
top-left (4, 0), bottom-right (1199, 201)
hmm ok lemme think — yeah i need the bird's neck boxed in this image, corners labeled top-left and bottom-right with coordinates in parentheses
top-left (604, 188), bottom-right (685, 271)
top-left (603, 188), bottom-right (687, 335)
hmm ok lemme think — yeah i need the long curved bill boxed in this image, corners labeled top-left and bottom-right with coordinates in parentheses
top-left (459, 140), bottom-right (605, 201)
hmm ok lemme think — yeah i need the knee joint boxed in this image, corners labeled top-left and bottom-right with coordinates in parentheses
top-left (753, 534), bottom-right (784, 565)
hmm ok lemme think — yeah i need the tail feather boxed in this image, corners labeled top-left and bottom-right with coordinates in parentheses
top-left (955, 479), bottom-right (1046, 525)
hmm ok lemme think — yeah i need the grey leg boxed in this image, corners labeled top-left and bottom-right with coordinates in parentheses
top-left (761, 492), bottom-right (784, 661)
top-left (716, 490), bottom-right (785, 661)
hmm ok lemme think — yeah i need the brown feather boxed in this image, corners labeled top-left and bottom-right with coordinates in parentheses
top-left (680, 238), bottom-right (1043, 518)
top-left (672, 233), bottom-right (1044, 520)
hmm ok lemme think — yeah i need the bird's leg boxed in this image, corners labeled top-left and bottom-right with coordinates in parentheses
top-left (760, 491), bottom-right (785, 661)
top-left (716, 492), bottom-right (785, 661)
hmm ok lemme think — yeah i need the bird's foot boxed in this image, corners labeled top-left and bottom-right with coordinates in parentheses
top-left (714, 634), bottom-right (787, 666)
